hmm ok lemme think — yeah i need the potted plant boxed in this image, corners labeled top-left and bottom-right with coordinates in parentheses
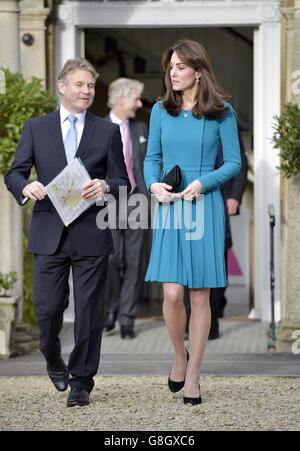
top-left (0, 270), bottom-right (18, 297)
top-left (0, 271), bottom-right (18, 358)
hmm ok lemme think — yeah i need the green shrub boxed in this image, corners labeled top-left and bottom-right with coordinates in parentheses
top-left (0, 68), bottom-right (57, 174)
top-left (272, 102), bottom-right (300, 179)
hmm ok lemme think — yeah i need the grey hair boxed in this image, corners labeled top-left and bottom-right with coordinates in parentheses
top-left (57, 57), bottom-right (99, 84)
top-left (107, 78), bottom-right (144, 108)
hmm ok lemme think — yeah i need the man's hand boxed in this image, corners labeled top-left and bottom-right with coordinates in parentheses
top-left (22, 181), bottom-right (47, 201)
top-left (81, 179), bottom-right (108, 199)
top-left (227, 198), bottom-right (240, 215)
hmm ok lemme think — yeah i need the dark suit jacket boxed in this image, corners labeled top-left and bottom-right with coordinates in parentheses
top-left (106, 116), bottom-right (148, 196)
top-left (5, 109), bottom-right (130, 256)
top-left (223, 128), bottom-right (248, 203)
top-left (215, 129), bottom-right (248, 250)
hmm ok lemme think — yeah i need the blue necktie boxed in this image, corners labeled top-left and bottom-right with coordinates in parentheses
top-left (64, 115), bottom-right (78, 163)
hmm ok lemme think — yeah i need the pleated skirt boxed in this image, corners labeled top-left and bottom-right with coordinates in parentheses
top-left (145, 170), bottom-right (227, 288)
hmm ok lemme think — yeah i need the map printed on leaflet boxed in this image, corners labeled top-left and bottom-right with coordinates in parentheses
top-left (45, 158), bottom-right (95, 226)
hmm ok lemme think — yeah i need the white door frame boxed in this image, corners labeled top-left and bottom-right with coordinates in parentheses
top-left (55, 0), bottom-right (282, 322)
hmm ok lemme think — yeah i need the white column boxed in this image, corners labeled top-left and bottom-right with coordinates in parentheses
top-left (54, 3), bottom-right (78, 87)
top-left (0, 0), bottom-right (20, 71)
top-left (253, 21), bottom-right (281, 322)
top-left (19, 6), bottom-right (50, 86)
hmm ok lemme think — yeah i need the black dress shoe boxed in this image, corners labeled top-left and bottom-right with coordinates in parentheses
top-left (103, 312), bottom-right (117, 332)
top-left (208, 330), bottom-right (220, 340)
top-left (67, 387), bottom-right (90, 407)
top-left (47, 356), bottom-right (69, 392)
top-left (208, 318), bottom-right (220, 340)
top-left (184, 384), bottom-right (202, 405)
top-left (218, 297), bottom-right (227, 318)
top-left (121, 325), bottom-right (136, 339)
top-left (168, 349), bottom-right (189, 393)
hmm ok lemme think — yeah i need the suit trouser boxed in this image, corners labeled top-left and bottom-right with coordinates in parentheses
top-left (106, 226), bottom-right (146, 326)
top-left (33, 228), bottom-right (108, 393)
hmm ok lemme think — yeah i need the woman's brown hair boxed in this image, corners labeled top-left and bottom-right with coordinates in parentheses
top-left (161, 39), bottom-right (230, 119)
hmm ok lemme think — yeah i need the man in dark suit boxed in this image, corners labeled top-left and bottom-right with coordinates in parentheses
top-left (184, 127), bottom-right (248, 340)
top-left (207, 133), bottom-right (248, 339)
top-left (4, 58), bottom-right (130, 407)
top-left (103, 78), bottom-right (149, 339)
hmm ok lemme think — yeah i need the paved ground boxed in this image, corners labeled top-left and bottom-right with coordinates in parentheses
top-left (1, 318), bottom-right (299, 377)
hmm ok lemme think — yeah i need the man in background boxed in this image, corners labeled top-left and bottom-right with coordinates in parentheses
top-left (103, 78), bottom-right (149, 339)
top-left (213, 127), bottom-right (249, 327)
top-left (184, 128), bottom-right (248, 340)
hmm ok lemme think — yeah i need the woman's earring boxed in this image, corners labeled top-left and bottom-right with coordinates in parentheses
top-left (196, 78), bottom-right (201, 83)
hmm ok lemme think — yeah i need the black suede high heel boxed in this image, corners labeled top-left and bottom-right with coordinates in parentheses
top-left (183, 384), bottom-right (202, 405)
top-left (168, 349), bottom-right (189, 393)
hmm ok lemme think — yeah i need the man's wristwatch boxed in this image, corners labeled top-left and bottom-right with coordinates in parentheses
top-left (105, 183), bottom-right (110, 193)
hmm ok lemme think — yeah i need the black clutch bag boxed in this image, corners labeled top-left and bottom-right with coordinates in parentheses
top-left (161, 165), bottom-right (182, 192)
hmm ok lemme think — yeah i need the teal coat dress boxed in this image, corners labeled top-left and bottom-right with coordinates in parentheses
top-left (143, 101), bottom-right (241, 288)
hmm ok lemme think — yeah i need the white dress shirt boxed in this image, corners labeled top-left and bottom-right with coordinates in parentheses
top-left (60, 104), bottom-right (86, 149)
top-left (109, 111), bottom-right (133, 159)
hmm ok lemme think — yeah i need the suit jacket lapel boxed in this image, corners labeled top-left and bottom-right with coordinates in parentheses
top-left (48, 110), bottom-right (68, 168)
top-left (75, 111), bottom-right (96, 160)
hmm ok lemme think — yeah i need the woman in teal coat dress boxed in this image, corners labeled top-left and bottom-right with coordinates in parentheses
top-left (144, 40), bottom-right (241, 404)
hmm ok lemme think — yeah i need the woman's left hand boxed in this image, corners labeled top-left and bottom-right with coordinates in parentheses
top-left (178, 179), bottom-right (203, 201)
